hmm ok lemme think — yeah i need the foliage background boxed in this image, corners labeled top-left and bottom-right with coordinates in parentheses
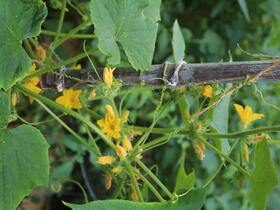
top-left (17, 0), bottom-right (280, 209)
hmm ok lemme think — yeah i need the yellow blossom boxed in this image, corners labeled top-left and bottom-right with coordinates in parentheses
top-left (105, 104), bottom-right (116, 118)
top-left (88, 89), bottom-right (96, 100)
top-left (35, 46), bottom-right (46, 61)
top-left (200, 85), bottom-right (212, 98)
top-left (112, 167), bottom-right (122, 173)
top-left (24, 77), bottom-right (42, 103)
top-left (251, 133), bottom-right (270, 142)
top-left (123, 136), bottom-right (133, 152)
top-left (234, 104), bottom-right (264, 128)
top-left (96, 156), bottom-right (116, 165)
top-left (103, 67), bottom-right (116, 87)
top-left (72, 64), bottom-right (82, 70)
top-left (116, 144), bottom-right (127, 160)
top-left (242, 144), bottom-right (249, 162)
top-left (97, 114), bottom-right (122, 139)
top-left (105, 174), bottom-right (112, 190)
top-left (55, 89), bottom-right (82, 109)
top-left (195, 141), bottom-right (205, 160)
top-left (121, 111), bottom-right (130, 122)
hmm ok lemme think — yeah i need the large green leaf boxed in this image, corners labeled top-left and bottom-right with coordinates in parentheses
top-left (0, 0), bottom-right (47, 90)
top-left (90, 0), bottom-right (161, 70)
top-left (0, 125), bottom-right (49, 210)
top-left (0, 91), bottom-right (10, 128)
top-left (250, 139), bottom-right (278, 210)
top-left (172, 20), bottom-right (185, 63)
top-left (65, 188), bottom-right (206, 210)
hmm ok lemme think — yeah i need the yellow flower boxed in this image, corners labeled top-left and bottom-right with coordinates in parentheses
top-left (112, 167), bottom-right (122, 173)
top-left (88, 89), bottom-right (96, 100)
top-left (123, 136), bottom-right (133, 152)
top-left (116, 144), bottom-right (127, 160)
top-left (105, 174), bottom-right (112, 190)
top-left (103, 67), bottom-right (116, 87)
top-left (105, 104), bottom-right (116, 118)
top-left (55, 89), bottom-right (82, 109)
top-left (234, 104), bottom-right (264, 128)
top-left (200, 85), bottom-right (212, 98)
top-left (35, 46), bottom-right (46, 61)
top-left (195, 141), bottom-right (205, 160)
top-left (72, 64), bottom-right (82, 70)
top-left (29, 64), bottom-right (36, 73)
top-left (96, 156), bottom-right (116, 165)
top-left (242, 144), bottom-right (249, 162)
top-left (97, 114), bottom-right (122, 139)
top-left (24, 77), bottom-right (42, 103)
top-left (121, 111), bottom-right (130, 122)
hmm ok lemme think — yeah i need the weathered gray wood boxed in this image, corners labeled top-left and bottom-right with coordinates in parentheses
top-left (41, 60), bottom-right (280, 90)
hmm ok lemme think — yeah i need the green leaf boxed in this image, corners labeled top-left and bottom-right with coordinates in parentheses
top-left (250, 139), bottom-right (278, 210)
top-left (0, 91), bottom-right (10, 128)
top-left (172, 20), bottom-right (185, 63)
top-left (0, 125), bottom-right (49, 210)
top-left (64, 188), bottom-right (206, 210)
top-left (209, 83), bottom-right (232, 153)
top-left (174, 154), bottom-right (195, 193)
top-left (238, 0), bottom-right (250, 22)
top-left (90, 0), bottom-right (161, 70)
top-left (0, 0), bottom-right (47, 90)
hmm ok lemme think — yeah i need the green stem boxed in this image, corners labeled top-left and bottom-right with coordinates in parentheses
top-left (267, 140), bottom-right (280, 144)
top-left (24, 40), bottom-right (35, 59)
top-left (24, 48), bottom-right (98, 80)
top-left (63, 179), bottom-right (88, 203)
top-left (41, 30), bottom-right (96, 38)
top-left (125, 125), bottom-right (280, 139)
top-left (197, 136), bottom-right (250, 177)
top-left (112, 175), bottom-right (126, 199)
top-left (131, 166), bottom-right (165, 202)
top-left (53, 20), bottom-right (91, 49)
top-left (124, 161), bottom-right (144, 202)
top-left (16, 83), bottom-right (115, 149)
top-left (36, 99), bottom-right (97, 154)
top-left (53, 0), bottom-right (68, 46)
top-left (135, 159), bottom-right (174, 200)
top-left (203, 140), bottom-right (239, 188)
top-left (142, 136), bottom-right (170, 150)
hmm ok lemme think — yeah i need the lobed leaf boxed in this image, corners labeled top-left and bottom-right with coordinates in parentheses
top-left (0, 0), bottom-right (47, 90)
top-left (0, 125), bottom-right (49, 210)
top-left (90, 0), bottom-right (161, 70)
